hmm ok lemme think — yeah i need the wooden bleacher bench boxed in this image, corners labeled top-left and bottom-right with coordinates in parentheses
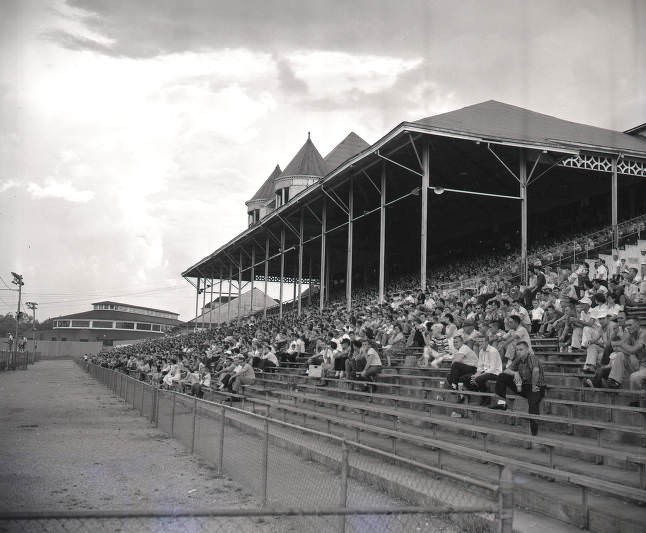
top-left (238, 382), bottom-right (646, 494)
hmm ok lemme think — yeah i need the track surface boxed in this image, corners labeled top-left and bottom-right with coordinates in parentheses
top-left (0, 360), bottom-right (294, 531)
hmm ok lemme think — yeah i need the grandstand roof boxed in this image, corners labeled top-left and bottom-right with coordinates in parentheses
top-left (53, 309), bottom-right (181, 326)
top-left (279, 134), bottom-right (326, 178)
top-left (414, 100), bottom-right (646, 156)
top-left (248, 164), bottom-right (282, 203)
top-left (323, 132), bottom-right (370, 173)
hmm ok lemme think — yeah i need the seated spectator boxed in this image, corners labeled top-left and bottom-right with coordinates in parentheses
top-left (446, 335), bottom-right (478, 392)
top-left (191, 363), bottom-right (211, 397)
top-left (582, 314), bottom-right (615, 374)
top-left (162, 358), bottom-right (181, 388)
top-left (226, 356), bottom-right (256, 398)
top-left (529, 300), bottom-right (544, 334)
top-left (334, 338), bottom-right (351, 378)
top-left (603, 319), bottom-right (645, 389)
top-left (381, 323), bottom-right (404, 367)
top-left (467, 334), bottom-right (503, 405)
top-left (258, 344), bottom-right (279, 372)
top-left (345, 339), bottom-right (366, 379)
top-left (490, 341), bottom-right (546, 436)
top-left (498, 315), bottom-right (531, 365)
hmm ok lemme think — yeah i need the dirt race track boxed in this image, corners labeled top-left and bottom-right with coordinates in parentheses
top-left (0, 360), bottom-right (304, 532)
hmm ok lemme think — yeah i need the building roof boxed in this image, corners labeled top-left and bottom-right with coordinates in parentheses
top-left (189, 287), bottom-right (278, 324)
top-left (414, 100), bottom-right (646, 156)
top-left (624, 123), bottom-right (646, 136)
top-left (323, 131), bottom-right (370, 173)
top-left (279, 133), bottom-right (327, 179)
top-left (92, 300), bottom-right (179, 316)
top-left (54, 309), bottom-right (181, 326)
top-left (248, 164), bottom-right (282, 203)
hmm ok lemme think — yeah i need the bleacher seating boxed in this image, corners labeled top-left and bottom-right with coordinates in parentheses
top-left (90, 214), bottom-right (646, 533)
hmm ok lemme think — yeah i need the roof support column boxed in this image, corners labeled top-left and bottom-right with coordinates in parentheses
top-left (298, 209), bottom-right (304, 316)
top-left (194, 277), bottom-right (200, 333)
top-left (611, 158), bottom-right (618, 249)
top-left (227, 264), bottom-right (232, 323)
top-left (279, 227), bottom-right (285, 320)
top-left (520, 149), bottom-right (528, 285)
top-left (307, 255), bottom-right (312, 307)
top-left (319, 198), bottom-right (327, 312)
top-left (420, 144), bottom-right (429, 291)
top-left (201, 277), bottom-right (206, 330)
top-left (237, 251), bottom-right (242, 323)
top-left (346, 176), bottom-right (354, 312)
top-left (264, 235), bottom-right (269, 319)
top-left (250, 246), bottom-right (255, 314)
top-left (208, 277), bottom-right (213, 330)
top-left (218, 268), bottom-right (223, 325)
top-left (379, 163), bottom-right (387, 304)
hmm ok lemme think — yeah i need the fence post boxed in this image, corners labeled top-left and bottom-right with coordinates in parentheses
top-left (140, 381), bottom-right (145, 414)
top-left (499, 466), bottom-right (513, 533)
top-left (150, 387), bottom-right (156, 424)
top-left (191, 397), bottom-right (198, 454)
top-left (170, 392), bottom-right (176, 438)
top-left (218, 404), bottom-right (226, 475)
top-left (154, 388), bottom-right (160, 427)
top-left (338, 440), bottom-right (349, 533)
top-left (261, 418), bottom-right (269, 506)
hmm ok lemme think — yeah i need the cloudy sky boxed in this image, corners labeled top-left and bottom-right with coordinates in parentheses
top-left (1, 0), bottom-right (644, 321)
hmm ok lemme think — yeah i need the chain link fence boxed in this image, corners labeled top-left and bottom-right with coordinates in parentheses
top-left (25, 361), bottom-right (511, 533)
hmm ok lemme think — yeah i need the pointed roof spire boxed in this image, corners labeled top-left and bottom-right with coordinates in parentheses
top-left (323, 131), bottom-right (370, 173)
top-left (279, 133), bottom-right (326, 179)
top-left (248, 164), bottom-right (282, 202)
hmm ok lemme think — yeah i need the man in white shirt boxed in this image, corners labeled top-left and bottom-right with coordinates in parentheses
top-left (447, 335), bottom-right (478, 390)
top-left (468, 335), bottom-right (503, 405)
top-left (595, 259), bottom-right (608, 286)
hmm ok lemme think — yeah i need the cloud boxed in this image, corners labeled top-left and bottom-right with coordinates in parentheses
top-left (274, 56), bottom-right (308, 95)
top-left (27, 179), bottom-right (94, 202)
top-left (0, 179), bottom-right (19, 193)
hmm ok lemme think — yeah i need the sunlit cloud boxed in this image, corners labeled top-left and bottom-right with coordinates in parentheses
top-left (27, 179), bottom-right (95, 203)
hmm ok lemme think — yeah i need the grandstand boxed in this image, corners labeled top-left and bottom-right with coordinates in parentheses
top-left (88, 101), bottom-right (646, 533)
top-left (182, 100), bottom-right (646, 317)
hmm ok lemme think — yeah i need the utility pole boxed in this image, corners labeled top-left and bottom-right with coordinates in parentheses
top-left (11, 272), bottom-right (24, 370)
top-left (26, 301), bottom-right (38, 365)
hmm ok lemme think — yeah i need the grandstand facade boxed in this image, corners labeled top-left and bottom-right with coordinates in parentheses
top-left (183, 100), bottom-right (646, 318)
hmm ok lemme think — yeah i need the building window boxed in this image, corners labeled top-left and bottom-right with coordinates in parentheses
top-left (115, 321), bottom-right (134, 329)
top-left (275, 187), bottom-right (290, 208)
top-left (92, 321), bottom-right (113, 328)
top-left (71, 320), bottom-right (90, 328)
top-left (61, 337), bottom-right (67, 341)
top-left (151, 324), bottom-right (161, 332)
top-left (136, 323), bottom-right (152, 330)
top-left (248, 209), bottom-right (260, 226)
top-left (55, 320), bottom-right (70, 328)
top-left (102, 339), bottom-right (113, 347)
top-left (79, 339), bottom-right (88, 342)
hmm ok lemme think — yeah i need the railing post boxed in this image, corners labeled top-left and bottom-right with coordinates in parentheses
top-left (499, 466), bottom-right (513, 533)
top-left (218, 404), bottom-right (226, 474)
top-left (261, 418), bottom-right (269, 506)
top-left (151, 387), bottom-right (156, 424)
top-left (154, 388), bottom-right (159, 427)
top-left (140, 381), bottom-right (145, 414)
top-left (338, 440), bottom-right (349, 533)
top-left (170, 392), bottom-right (176, 438)
top-left (191, 397), bottom-right (198, 454)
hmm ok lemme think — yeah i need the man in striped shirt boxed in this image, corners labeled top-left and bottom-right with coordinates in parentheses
top-left (490, 341), bottom-right (546, 436)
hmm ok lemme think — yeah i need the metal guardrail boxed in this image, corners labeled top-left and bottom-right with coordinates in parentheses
top-left (79, 361), bottom-right (512, 533)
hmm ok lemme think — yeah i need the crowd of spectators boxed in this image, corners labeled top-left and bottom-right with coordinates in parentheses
top-left (90, 217), bottom-right (646, 422)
